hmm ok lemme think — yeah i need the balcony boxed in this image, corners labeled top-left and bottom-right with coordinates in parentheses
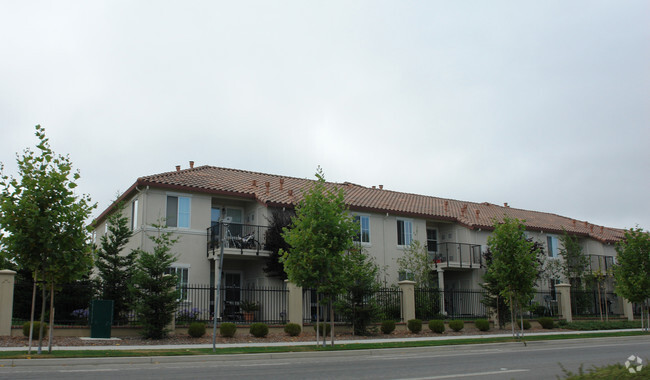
top-left (207, 222), bottom-right (270, 257)
top-left (429, 242), bottom-right (483, 269)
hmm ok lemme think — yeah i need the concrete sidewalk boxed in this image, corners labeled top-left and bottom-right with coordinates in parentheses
top-left (0, 329), bottom-right (644, 352)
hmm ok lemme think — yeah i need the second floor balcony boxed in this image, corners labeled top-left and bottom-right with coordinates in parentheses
top-left (429, 242), bottom-right (483, 269)
top-left (207, 222), bottom-right (270, 257)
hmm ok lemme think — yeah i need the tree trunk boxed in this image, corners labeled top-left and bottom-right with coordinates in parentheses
top-left (321, 298), bottom-right (327, 347)
top-left (519, 307), bottom-right (524, 339)
top-left (315, 292), bottom-right (319, 346)
top-left (37, 284), bottom-right (46, 354)
top-left (27, 272), bottom-right (37, 355)
top-left (48, 282), bottom-right (55, 353)
top-left (597, 284), bottom-right (603, 322)
top-left (330, 300), bottom-right (334, 347)
top-left (509, 293), bottom-right (515, 338)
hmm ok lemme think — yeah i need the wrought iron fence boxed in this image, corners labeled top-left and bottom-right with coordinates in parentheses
top-left (12, 281), bottom-right (97, 326)
top-left (375, 288), bottom-right (402, 321)
top-left (12, 282), bottom-right (288, 327)
top-left (415, 288), bottom-right (488, 320)
top-left (302, 287), bottom-right (403, 324)
top-left (526, 291), bottom-right (561, 318)
top-left (571, 289), bottom-right (624, 317)
top-left (178, 284), bottom-right (289, 325)
top-left (302, 289), bottom-right (346, 323)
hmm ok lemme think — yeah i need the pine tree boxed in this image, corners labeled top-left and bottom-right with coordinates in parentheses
top-left (131, 224), bottom-right (179, 339)
top-left (95, 202), bottom-right (136, 324)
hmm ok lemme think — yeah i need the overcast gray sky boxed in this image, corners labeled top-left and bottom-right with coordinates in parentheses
top-left (1, 1), bottom-right (648, 231)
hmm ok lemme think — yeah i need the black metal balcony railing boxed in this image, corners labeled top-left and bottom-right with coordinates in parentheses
top-left (207, 222), bottom-right (270, 256)
top-left (428, 242), bottom-right (483, 268)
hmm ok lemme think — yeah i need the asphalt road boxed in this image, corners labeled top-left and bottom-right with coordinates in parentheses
top-left (1, 336), bottom-right (648, 379)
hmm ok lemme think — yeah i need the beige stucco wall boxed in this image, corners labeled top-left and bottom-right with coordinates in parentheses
top-left (92, 186), bottom-right (621, 292)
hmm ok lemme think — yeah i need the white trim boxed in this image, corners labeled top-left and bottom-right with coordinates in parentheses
top-left (353, 214), bottom-right (372, 246)
top-left (396, 217), bottom-right (413, 247)
top-left (165, 194), bottom-right (191, 229)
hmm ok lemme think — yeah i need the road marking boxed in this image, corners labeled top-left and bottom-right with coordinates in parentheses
top-left (59, 368), bottom-right (119, 373)
top-left (239, 362), bottom-right (291, 367)
top-left (395, 369), bottom-right (530, 379)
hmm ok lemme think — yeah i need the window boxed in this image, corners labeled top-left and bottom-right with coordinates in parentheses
top-left (166, 195), bottom-right (190, 228)
top-left (353, 215), bottom-right (370, 244)
top-left (426, 228), bottom-right (438, 252)
top-left (547, 235), bottom-right (559, 258)
top-left (131, 199), bottom-right (139, 230)
top-left (167, 266), bottom-right (189, 300)
top-left (397, 219), bottom-right (413, 246)
top-left (398, 270), bottom-right (414, 281)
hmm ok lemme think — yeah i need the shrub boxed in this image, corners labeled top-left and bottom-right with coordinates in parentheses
top-left (517, 319), bottom-right (531, 330)
top-left (284, 323), bottom-right (301, 336)
top-left (250, 323), bottom-right (269, 338)
top-left (313, 322), bottom-right (332, 336)
top-left (22, 321), bottom-right (48, 339)
top-left (407, 319), bottom-right (422, 333)
top-left (177, 308), bottom-right (201, 323)
top-left (538, 317), bottom-right (554, 329)
top-left (428, 319), bottom-right (445, 333)
top-left (449, 320), bottom-right (464, 332)
top-left (188, 322), bottom-right (206, 338)
top-left (220, 322), bottom-right (237, 337)
top-left (475, 319), bottom-right (490, 331)
top-left (381, 320), bottom-right (396, 334)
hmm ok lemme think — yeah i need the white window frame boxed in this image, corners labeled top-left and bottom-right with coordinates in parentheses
top-left (397, 218), bottom-right (413, 247)
top-left (131, 198), bottom-right (139, 231)
top-left (547, 235), bottom-right (559, 258)
top-left (166, 194), bottom-right (191, 228)
top-left (353, 214), bottom-right (371, 245)
top-left (168, 264), bottom-right (190, 301)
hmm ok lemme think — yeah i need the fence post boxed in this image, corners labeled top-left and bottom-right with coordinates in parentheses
top-left (0, 270), bottom-right (17, 336)
top-left (437, 269), bottom-right (445, 315)
top-left (285, 280), bottom-right (303, 328)
top-left (556, 283), bottom-right (572, 322)
top-left (622, 299), bottom-right (634, 321)
top-left (398, 280), bottom-right (416, 322)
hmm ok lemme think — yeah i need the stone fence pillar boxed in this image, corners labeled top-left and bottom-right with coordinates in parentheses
top-left (398, 280), bottom-right (416, 322)
top-left (556, 283), bottom-right (572, 322)
top-left (285, 280), bottom-right (303, 327)
top-left (0, 270), bottom-right (17, 336)
top-left (622, 299), bottom-right (634, 321)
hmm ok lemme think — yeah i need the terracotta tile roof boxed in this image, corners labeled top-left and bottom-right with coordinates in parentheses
top-left (97, 165), bottom-right (624, 243)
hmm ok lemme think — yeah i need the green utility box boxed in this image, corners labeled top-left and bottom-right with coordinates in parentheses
top-left (90, 300), bottom-right (114, 338)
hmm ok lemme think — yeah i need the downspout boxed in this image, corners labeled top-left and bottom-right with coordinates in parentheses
top-left (383, 213), bottom-right (388, 286)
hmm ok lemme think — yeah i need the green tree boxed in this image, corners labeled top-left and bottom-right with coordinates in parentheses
top-left (280, 167), bottom-right (357, 346)
top-left (95, 202), bottom-right (136, 324)
top-left (484, 237), bottom-right (546, 328)
top-left (485, 217), bottom-right (541, 337)
top-left (336, 246), bottom-right (381, 335)
top-left (613, 227), bottom-right (650, 331)
top-left (0, 125), bottom-right (95, 353)
top-left (559, 231), bottom-right (589, 289)
top-left (131, 224), bottom-right (180, 339)
top-left (396, 240), bottom-right (434, 286)
top-left (263, 208), bottom-right (294, 280)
